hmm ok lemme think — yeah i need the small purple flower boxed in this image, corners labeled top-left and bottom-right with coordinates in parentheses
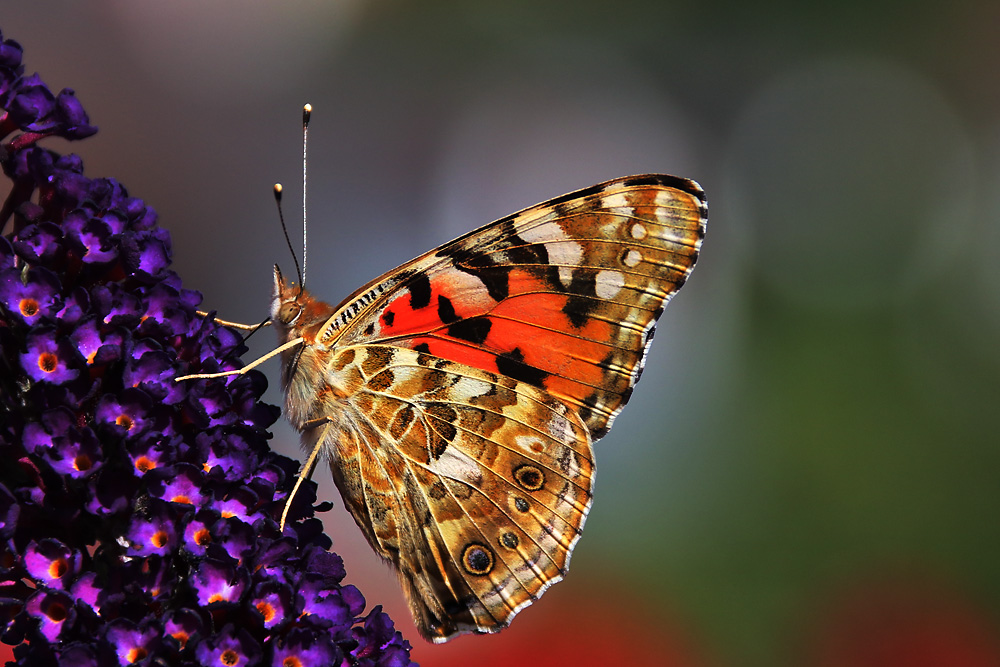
top-left (0, 265), bottom-right (62, 323)
top-left (250, 581), bottom-right (293, 630)
top-left (125, 434), bottom-right (172, 476)
top-left (95, 387), bottom-right (157, 437)
top-left (19, 325), bottom-right (81, 384)
top-left (23, 539), bottom-right (80, 589)
top-left (104, 618), bottom-right (162, 667)
top-left (12, 219), bottom-right (62, 263)
top-left (70, 317), bottom-right (123, 366)
top-left (193, 624), bottom-right (259, 667)
top-left (63, 209), bottom-right (120, 266)
top-left (181, 513), bottom-right (214, 557)
top-left (147, 464), bottom-right (207, 507)
top-left (162, 608), bottom-right (203, 652)
top-left (191, 560), bottom-right (247, 607)
top-left (6, 73), bottom-right (55, 131)
top-left (127, 502), bottom-right (179, 557)
top-left (121, 228), bottom-right (171, 280)
top-left (24, 588), bottom-right (75, 642)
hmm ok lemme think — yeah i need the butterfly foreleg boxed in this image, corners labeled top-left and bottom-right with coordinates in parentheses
top-left (175, 336), bottom-right (305, 382)
top-left (194, 310), bottom-right (271, 331)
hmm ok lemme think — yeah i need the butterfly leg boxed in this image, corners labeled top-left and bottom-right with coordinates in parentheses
top-left (194, 310), bottom-right (271, 330)
top-left (280, 416), bottom-right (335, 530)
top-left (176, 336), bottom-right (305, 382)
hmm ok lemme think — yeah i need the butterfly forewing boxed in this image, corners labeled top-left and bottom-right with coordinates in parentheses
top-left (268, 174), bottom-right (705, 642)
top-left (327, 174), bottom-right (706, 440)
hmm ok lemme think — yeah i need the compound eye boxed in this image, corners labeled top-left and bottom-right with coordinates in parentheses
top-left (277, 302), bottom-right (301, 325)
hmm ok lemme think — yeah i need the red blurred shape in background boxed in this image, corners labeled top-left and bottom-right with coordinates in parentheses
top-left (412, 583), bottom-right (711, 667)
top-left (807, 573), bottom-right (1000, 667)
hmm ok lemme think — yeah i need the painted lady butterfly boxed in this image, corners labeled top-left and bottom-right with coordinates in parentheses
top-left (187, 174), bottom-right (705, 642)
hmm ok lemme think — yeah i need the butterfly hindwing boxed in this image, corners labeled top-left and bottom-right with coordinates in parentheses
top-left (290, 343), bottom-right (593, 641)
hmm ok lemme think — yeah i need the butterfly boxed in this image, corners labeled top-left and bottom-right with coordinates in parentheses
top-left (183, 174), bottom-right (706, 642)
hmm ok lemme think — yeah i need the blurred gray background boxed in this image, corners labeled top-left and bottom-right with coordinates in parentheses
top-left (5, 3), bottom-right (1000, 665)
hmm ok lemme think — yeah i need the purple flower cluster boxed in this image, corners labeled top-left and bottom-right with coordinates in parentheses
top-left (0, 29), bottom-right (415, 667)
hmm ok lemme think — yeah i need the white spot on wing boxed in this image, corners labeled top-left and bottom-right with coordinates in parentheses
top-left (453, 376), bottom-right (492, 400)
top-left (602, 193), bottom-right (629, 209)
top-left (631, 223), bottom-right (647, 240)
top-left (545, 240), bottom-right (584, 266)
top-left (514, 434), bottom-right (547, 454)
top-left (559, 266), bottom-right (574, 288)
top-left (594, 270), bottom-right (625, 299)
top-left (429, 446), bottom-right (480, 482)
top-left (654, 189), bottom-right (674, 211)
top-left (624, 249), bottom-right (642, 267)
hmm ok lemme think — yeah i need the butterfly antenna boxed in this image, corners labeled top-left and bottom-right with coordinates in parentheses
top-left (301, 103), bottom-right (311, 288)
top-left (273, 183), bottom-right (303, 289)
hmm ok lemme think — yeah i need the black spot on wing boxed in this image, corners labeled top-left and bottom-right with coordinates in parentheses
top-left (414, 342), bottom-right (431, 353)
top-left (495, 347), bottom-right (548, 388)
top-left (561, 269), bottom-right (600, 329)
top-left (381, 310), bottom-right (395, 327)
top-left (437, 294), bottom-right (458, 324)
top-left (447, 317), bottom-right (492, 345)
top-left (409, 274), bottom-right (431, 310)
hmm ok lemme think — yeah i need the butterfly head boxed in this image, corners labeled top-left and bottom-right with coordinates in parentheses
top-left (271, 265), bottom-right (303, 329)
top-left (271, 264), bottom-right (338, 346)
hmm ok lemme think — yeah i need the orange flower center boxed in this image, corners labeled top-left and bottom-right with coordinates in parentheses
top-left (19, 298), bottom-right (39, 317)
top-left (46, 601), bottom-right (67, 622)
top-left (37, 352), bottom-right (58, 373)
top-left (126, 647), bottom-right (148, 663)
top-left (48, 557), bottom-right (68, 579)
top-left (220, 649), bottom-right (240, 666)
top-left (256, 600), bottom-right (276, 622)
top-left (135, 456), bottom-right (155, 473)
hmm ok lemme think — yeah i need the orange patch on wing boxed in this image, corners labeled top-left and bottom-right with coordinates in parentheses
top-left (503, 269), bottom-right (612, 384)
top-left (379, 293), bottom-right (445, 336)
top-left (384, 268), bottom-right (617, 403)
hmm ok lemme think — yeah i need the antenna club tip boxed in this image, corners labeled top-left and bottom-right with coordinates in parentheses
top-left (302, 104), bottom-right (312, 123)
top-left (273, 183), bottom-right (283, 199)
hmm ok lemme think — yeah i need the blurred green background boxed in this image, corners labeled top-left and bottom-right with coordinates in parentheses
top-left (5, 2), bottom-right (1000, 665)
